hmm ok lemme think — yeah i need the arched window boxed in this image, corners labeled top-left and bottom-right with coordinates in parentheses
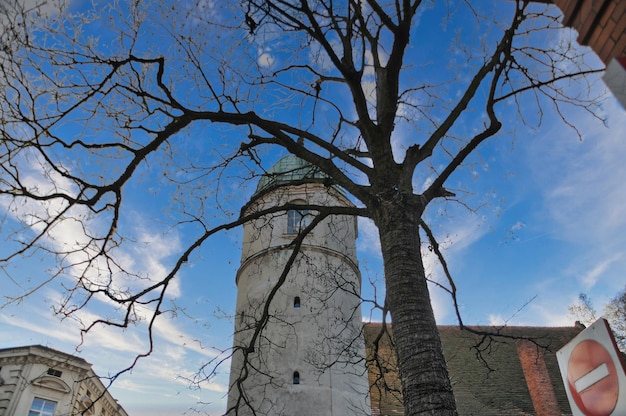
top-left (293, 296), bottom-right (301, 308)
top-left (287, 209), bottom-right (311, 234)
top-left (293, 371), bottom-right (300, 385)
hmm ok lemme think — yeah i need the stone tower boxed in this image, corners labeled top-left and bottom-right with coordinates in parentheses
top-left (226, 156), bottom-right (371, 416)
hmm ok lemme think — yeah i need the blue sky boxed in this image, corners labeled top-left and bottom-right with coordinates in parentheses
top-left (1, 1), bottom-right (626, 415)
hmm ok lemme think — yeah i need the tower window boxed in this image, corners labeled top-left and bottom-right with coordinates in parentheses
top-left (294, 296), bottom-right (301, 308)
top-left (287, 209), bottom-right (310, 234)
top-left (293, 371), bottom-right (300, 385)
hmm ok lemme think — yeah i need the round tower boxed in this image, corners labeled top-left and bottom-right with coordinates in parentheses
top-left (226, 156), bottom-right (371, 416)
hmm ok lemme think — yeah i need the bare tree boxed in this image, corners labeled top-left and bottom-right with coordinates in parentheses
top-left (570, 288), bottom-right (626, 351)
top-left (0, 1), bottom-right (605, 415)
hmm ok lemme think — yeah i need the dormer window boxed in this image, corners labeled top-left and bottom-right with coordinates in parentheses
top-left (287, 209), bottom-right (311, 234)
top-left (47, 368), bottom-right (62, 377)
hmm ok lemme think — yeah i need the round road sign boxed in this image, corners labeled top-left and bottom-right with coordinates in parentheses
top-left (567, 339), bottom-right (619, 416)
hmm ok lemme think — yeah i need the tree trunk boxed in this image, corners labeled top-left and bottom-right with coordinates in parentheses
top-left (373, 195), bottom-right (458, 416)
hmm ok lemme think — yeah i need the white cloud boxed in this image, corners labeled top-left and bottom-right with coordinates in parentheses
top-left (504, 95), bottom-right (626, 325)
top-left (522, 97), bottom-right (626, 307)
top-left (532, 99), bottom-right (626, 244)
top-left (257, 48), bottom-right (275, 68)
top-left (510, 221), bottom-right (525, 232)
top-left (99, 340), bottom-right (229, 416)
top-left (1, 291), bottom-right (148, 355)
top-left (0, 150), bottom-right (184, 303)
top-left (113, 378), bottom-right (148, 393)
top-left (527, 303), bottom-right (573, 327)
top-left (3, 0), bottom-right (68, 23)
top-left (488, 314), bottom-right (506, 326)
top-left (132, 228), bottom-right (183, 298)
top-left (152, 315), bottom-right (221, 360)
top-left (0, 145), bottom-right (230, 412)
top-left (361, 80), bottom-right (377, 108)
top-left (580, 253), bottom-right (624, 288)
top-left (0, 312), bottom-right (78, 343)
top-left (431, 211), bottom-right (489, 254)
top-left (309, 40), bottom-right (339, 72)
top-left (429, 281), bottom-right (452, 324)
top-left (363, 50), bottom-right (375, 77)
top-left (419, 175), bottom-right (434, 192)
top-left (421, 213), bottom-right (489, 324)
top-left (356, 217), bottom-right (380, 255)
top-left (75, 312), bottom-right (148, 354)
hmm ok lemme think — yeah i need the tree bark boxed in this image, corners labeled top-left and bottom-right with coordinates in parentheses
top-left (373, 193), bottom-right (457, 415)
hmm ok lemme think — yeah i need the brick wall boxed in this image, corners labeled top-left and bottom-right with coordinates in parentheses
top-left (516, 340), bottom-right (562, 416)
top-left (552, 0), bottom-right (626, 66)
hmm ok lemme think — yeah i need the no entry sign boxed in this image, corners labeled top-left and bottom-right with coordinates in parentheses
top-left (557, 319), bottom-right (626, 416)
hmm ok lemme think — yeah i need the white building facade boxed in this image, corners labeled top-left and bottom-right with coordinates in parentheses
top-left (0, 345), bottom-right (128, 416)
top-left (227, 156), bottom-right (371, 415)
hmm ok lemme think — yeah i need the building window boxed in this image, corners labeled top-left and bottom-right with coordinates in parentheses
top-left (29, 397), bottom-right (57, 416)
top-left (46, 368), bottom-right (62, 377)
top-left (293, 296), bottom-right (301, 308)
top-left (287, 209), bottom-right (310, 234)
top-left (293, 371), bottom-right (300, 385)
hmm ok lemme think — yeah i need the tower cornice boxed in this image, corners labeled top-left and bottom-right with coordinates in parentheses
top-left (235, 244), bottom-right (361, 287)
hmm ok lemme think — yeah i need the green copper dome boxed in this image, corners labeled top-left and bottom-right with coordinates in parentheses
top-left (255, 155), bottom-right (327, 195)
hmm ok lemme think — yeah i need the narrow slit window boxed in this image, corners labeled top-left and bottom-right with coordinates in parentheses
top-left (293, 371), bottom-right (300, 385)
top-left (294, 296), bottom-right (301, 308)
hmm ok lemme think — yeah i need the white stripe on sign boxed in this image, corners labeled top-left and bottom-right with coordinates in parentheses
top-left (574, 363), bottom-right (610, 393)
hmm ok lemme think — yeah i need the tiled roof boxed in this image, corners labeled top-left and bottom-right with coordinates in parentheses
top-left (364, 323), bottom-right (582, 416)
top-left (255, 156), bottom-right (327, 195)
